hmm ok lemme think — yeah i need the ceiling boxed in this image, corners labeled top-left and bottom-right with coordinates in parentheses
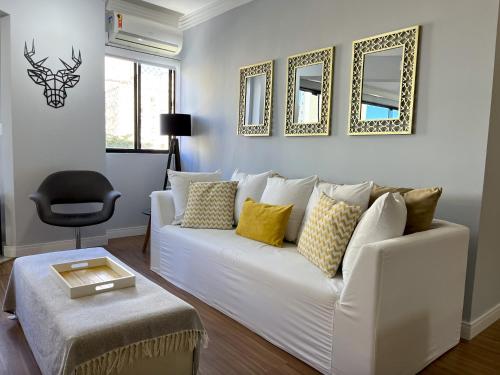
top-left (140, 0), bottom-right (214, 15)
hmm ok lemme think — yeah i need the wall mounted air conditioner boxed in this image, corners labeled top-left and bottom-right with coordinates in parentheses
top-left (106, 11), bottom-right (183, 57)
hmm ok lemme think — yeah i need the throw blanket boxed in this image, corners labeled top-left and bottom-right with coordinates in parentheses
top-left (2, 248), bottom-right (207, 375)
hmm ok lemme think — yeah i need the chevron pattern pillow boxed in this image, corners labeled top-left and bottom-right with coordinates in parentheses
top-left (181, 181), bottom-right (239, 229)
top-left (298, 193), bottom-right (362, 277)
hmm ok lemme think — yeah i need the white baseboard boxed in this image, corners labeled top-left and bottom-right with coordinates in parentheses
top-left (107, 225), bottom-right (147, 239)
top-left (0, 255), bottom-right (12, 264)
top-left (461, 303), bottom-right (500, 340)
top-left (3, 225), bottom-right (147, 258)
top-left (3, 235), bottom-right (108, 257)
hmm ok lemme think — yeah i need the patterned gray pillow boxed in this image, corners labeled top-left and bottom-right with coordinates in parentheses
top-left (182, 181), bottom-right (239, 229)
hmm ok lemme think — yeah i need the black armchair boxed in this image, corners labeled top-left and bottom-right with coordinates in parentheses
top-left (30, 171), bottom-right (121, 248)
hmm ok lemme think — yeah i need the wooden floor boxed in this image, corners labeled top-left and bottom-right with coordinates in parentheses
top-left (1, 235), bottom-right (499, 375)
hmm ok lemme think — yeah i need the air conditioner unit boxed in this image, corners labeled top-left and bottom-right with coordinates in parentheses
top-left (106, 11), bottom-right (183, 57)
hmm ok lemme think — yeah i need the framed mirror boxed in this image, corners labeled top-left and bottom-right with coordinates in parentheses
top-left (237, 60), bottom-right (273, 136)
top-left (285, 47), bottom-right (334, 136)
top-left (348, 26), bottom-right (419, 135)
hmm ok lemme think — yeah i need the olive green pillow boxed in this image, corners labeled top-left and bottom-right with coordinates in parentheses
top-left (370, 184), bottom-right (442, 234)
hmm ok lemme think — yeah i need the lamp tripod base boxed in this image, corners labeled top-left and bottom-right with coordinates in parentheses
top-left (163, 137), bottom-right (182, 190)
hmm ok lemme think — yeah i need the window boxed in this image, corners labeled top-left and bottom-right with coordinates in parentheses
top-left (105, 56), bottom-right (176, 152)
top-left (361, 102), bottom-right (399, 120)
top-left (296, 89), bottom-right (321, 123)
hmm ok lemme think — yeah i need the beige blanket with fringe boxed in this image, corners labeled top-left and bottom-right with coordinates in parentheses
top-left (2, 247), bottom-right (207, 375)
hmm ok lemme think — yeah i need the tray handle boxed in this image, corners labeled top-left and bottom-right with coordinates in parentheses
top-left (95, 283), bottom-right (115, 291)
top-left (71, 262), bottom-right (89, 269)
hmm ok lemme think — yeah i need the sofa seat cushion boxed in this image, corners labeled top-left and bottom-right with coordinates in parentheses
top-left (155, 225), bottom-right (344, 374)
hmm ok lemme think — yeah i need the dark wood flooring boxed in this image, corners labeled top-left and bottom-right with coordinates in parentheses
top-left (0, 235), bottom-right (499, 374)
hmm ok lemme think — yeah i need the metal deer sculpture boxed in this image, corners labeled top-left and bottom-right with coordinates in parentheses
top-left (24, 40), bottom-right (82, 108)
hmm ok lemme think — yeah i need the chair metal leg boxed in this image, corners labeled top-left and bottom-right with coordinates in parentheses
top-left (75, 227), bottom-right (81, 249)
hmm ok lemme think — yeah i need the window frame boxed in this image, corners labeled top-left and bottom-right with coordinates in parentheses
top-left (105, 46), bottom-right (181, 154)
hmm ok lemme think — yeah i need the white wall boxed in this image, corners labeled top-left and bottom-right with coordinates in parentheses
top-left (0, 15), bottom-right (15, 247)
top-left (0, 0), bottom-right (106, 247)
top-left (0, 0), bottom-right (176, 253)
top-left (179, 0), bottom-right (499, 323)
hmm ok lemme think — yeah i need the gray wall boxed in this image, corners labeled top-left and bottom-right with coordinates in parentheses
top-left (0, 0), bottom-right (106, 245)
top-left (105, 153), bottom-right (167, 230)
top-left (180, 0), bottom-right (499, 321)
top-left (472, 4), bottom-right (500, 320)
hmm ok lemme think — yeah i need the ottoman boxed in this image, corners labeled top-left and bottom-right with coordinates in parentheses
top-left (2, 247), bottom-right (207, 375)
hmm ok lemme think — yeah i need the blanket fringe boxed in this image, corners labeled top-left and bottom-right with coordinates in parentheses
top-left (73, 329), bottom-right (208, 375)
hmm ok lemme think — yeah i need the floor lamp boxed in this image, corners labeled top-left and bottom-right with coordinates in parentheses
top-left (160, 113), bottom-right (192, 189)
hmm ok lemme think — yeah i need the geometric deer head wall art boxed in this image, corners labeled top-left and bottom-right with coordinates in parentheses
top-left (24, 40), bottom-right (82, 108)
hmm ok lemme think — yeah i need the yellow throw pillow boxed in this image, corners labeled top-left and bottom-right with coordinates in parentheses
top-left (298, 193), bottom-right (362, 278)
top-left (370, 184), bottom-right (442, 234)
top-left (236, 198), bottom-right (293, 247)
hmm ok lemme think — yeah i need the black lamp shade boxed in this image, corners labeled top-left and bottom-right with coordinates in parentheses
top-left (160, 114), bottom-right (192, 136)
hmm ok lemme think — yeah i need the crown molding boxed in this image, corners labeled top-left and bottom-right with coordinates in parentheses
top-left (179, 0), bottom-right (254, 30)
top-left (106, 0), bottom-right (181, 27)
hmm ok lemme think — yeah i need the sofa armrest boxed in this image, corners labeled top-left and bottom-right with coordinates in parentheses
top-left (332, 220), bottom-right (469, 375)
top-left (150, 190), bottom-right (175, 272)
top-left (151, 190), bottom-right (175, 230)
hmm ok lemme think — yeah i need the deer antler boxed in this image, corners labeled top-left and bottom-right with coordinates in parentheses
top-left (57, 47), bottom-right (82, 75)
top-left (24, 40), bottom-right (52, 74)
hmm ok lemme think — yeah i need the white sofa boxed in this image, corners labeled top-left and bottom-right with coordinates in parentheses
top-left (150, 190), bottom-right (469, 375)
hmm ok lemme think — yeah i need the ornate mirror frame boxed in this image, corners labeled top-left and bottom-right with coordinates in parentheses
top-left (237, 60), bottom-right (273, 136)
top-left (348, 25), bottom-right (420, 135)
top-left (284, 47), bottom-right (334, 136)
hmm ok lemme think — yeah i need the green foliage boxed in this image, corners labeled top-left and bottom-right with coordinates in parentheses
top-left (106, 133), bottom-right (133, 149)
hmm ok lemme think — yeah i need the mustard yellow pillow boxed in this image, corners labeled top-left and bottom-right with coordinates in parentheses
top-left (236, 198), bottom-right (293, 247)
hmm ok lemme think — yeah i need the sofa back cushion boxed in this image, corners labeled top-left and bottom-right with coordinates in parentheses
top-left (370, 184), bottom-right (442, 234)
top-left (342, 192), bottom-right (407, 284)
top-left (231, 169), bottom-right (276, 224)
top-left (181, 181), bottom-right (238, 229)
top-left (236, 198), bottom-right (293, 247)
top-left (168, 170), bottom-right (222, 224)
top-left (298, 193), bottom-right (362, 278)
top-left (298, 181), bottom-right (373, 241)
top-left (260, 176), bottom-right (318, 242)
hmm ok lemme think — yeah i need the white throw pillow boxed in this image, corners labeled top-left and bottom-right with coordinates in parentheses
top-left (168, 169), bottom-right (222, 223)
top-left (260, 175), bottom-right (318, 242)
top-left (342, 192), bottom-right (407, 284)
top-left (231, 169), bottom-right (276, 224)
top-left (298, 181), bottom-right (373, 240)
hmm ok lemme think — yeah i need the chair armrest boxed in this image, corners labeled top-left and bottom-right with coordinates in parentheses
top-left (29, 192), bottom-right (50, 206)
top-left (102, 190), bottom-right (122, 216)
top-left (332, 220), bottom-right (469, 375)
top-left (151, 190), bottom-right (175, 230)
top-left (29, 192), bottom-right (52, 221)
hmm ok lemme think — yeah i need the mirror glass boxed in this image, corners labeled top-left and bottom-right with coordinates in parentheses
top-left (244, 74), bottom-right (266, 125)
top-left (293, 63), bottom-right (323, 123)
top-left (360, 46), bottom-right (403, 121)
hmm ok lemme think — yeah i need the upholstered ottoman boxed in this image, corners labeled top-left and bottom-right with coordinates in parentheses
top-left (3, 248), bottom-right (207, 375)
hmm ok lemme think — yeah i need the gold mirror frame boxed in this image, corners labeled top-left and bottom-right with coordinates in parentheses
top-left (348, 25), bottom-right (419, 135)
top-left (237, 60), bottom-right (273, 136)
top-left (285, 47), bottom-right (334, 136)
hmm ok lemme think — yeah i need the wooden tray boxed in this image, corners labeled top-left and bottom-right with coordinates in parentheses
top-left (51, 257), bottom-right (136, 299)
